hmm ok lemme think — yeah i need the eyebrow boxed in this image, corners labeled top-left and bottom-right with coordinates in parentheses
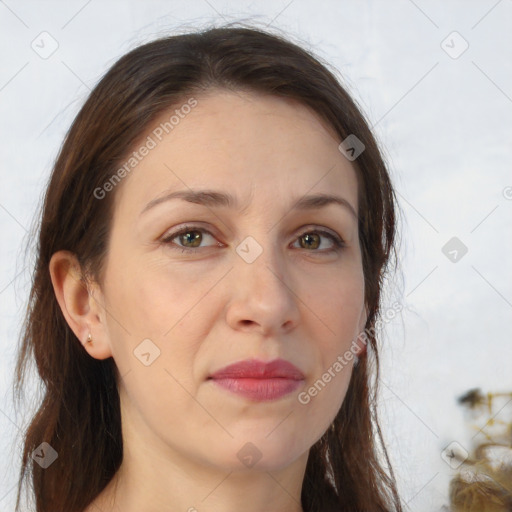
top-left (140, 189), bottom-right (358, 220)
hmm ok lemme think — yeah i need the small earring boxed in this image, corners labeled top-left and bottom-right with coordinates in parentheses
top-left (86, 333), bottom-right (92, 344)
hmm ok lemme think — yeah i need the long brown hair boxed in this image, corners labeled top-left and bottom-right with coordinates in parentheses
top-left (13, 24), bottom-right (402, 512)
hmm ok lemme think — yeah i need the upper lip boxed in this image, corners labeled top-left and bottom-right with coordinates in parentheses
top-left (208, 358), bottom-right (305, 380)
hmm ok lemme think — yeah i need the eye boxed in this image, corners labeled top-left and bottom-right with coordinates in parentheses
top-left (161, 225), bottom-right (221, 253)
top-left (292, 228), bottom-right (345, 253)
top-left (161, 225), bottom-right (346, 254)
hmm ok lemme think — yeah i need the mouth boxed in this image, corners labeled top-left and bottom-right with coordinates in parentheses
top-left (209, 377), bottom-right (303, 401)
top-left (208, 358), bottom-right (305, 402)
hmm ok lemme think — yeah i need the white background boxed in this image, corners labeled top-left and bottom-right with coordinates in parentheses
top-left (1, 1), bottom-right (511, 511)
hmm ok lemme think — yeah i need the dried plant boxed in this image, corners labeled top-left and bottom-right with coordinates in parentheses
top-left (448, 389), bottom-right (512, 512)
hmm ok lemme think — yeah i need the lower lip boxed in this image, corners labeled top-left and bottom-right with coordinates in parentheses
top-left (210, 377), bottom-right (303, 401)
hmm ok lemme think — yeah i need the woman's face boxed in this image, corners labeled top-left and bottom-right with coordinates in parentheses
top-left (96, 89), bottom-right (366, 472)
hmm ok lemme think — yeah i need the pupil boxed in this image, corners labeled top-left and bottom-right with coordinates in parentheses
top-left (183, 231), bottom-right (201, 247)
top-left (303, 233), bottom-right (319, 249)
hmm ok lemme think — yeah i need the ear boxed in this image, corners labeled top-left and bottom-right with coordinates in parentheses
top-left (49, 250), bottom-right (113, 360)
top-left (353, 304), bottom-right (369, 358)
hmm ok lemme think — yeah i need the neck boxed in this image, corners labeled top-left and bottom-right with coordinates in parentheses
top-left (91, 445), bottom-right (307, 512)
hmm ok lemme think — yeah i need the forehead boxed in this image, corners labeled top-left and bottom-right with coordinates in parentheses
top-left (112, 89), bottom-right (359, 217)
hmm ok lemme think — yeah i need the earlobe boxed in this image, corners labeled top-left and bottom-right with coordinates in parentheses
top-left (49, 250), bottom-right (113, 360)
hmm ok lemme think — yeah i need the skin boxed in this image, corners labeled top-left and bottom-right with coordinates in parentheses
top-left (50, 89), bottom-right (367, 512)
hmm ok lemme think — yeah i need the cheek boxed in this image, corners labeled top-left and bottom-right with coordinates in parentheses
top-left (296, 352), bottom-right (354, 446)
top-left (105, 254), bottom-right (218, 335)
top-left (292, 268), bottom-right (363, 416)
top-left (103, 260), bottom-right (206, 424)
top-left (303, 266), bottom-right (365, 341)
top-left (102, 255), bottom-right (221, 384)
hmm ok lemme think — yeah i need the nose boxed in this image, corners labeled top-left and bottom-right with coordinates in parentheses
top-left (225, 240), bottom-right (301, 337)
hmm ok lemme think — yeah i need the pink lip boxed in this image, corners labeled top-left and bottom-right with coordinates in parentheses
top-left (208, 358), bottom-right (305, 401)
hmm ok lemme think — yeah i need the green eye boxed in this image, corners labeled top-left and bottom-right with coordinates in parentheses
top-left (161, 225), bottom-right (218, 253)
top-left (294, 230), bottom-right (345, 252)
top-left (161, 225), bottom-right (345, 254)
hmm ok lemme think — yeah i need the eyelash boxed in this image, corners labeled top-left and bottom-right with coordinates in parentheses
top-left (161, 224), bottom-right (346, 254)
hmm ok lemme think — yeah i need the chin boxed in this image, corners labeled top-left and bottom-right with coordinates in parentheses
top-left (212, 434), bottom-right (309, 472)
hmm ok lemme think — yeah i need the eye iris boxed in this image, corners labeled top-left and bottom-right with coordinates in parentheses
top-left (171, 230), bottom-right (332, 251)
top-left (301, 233), bottom-right (320, 250)
top-left (180, 230), bottom-right (202, 247)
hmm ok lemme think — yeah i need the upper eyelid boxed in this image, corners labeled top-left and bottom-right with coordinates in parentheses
top-left (161, 224), bottom-right (216, 241)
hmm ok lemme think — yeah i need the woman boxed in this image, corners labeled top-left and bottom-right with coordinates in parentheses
top-left (14, 25), bottom-right (402, 512)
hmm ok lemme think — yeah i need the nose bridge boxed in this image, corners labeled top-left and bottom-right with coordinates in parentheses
top-left (235, 231), bottom-right (288, 294)
top-left (227, 230), bottom-right (300, 333)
